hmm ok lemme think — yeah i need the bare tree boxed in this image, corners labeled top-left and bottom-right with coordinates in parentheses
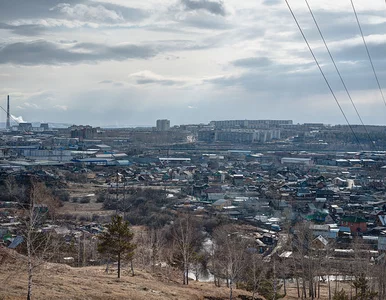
top-left (244, 251), bottom-right (265, 300)
top-left (212, 225), bottom-right (248, 300)
top-left (17, 179), bottom-right (60, 300)
top-left (171, 215), bottom-right (203, 285)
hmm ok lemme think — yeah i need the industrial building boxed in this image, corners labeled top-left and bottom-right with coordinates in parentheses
top-left (281, 157), bottom-right (313, 166)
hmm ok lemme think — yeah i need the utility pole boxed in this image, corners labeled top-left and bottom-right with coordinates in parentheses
top-left (115, 171), bottom-right (119, 215)
top-left (82, 232), bottom-right (86, 267)
top-left (273, 257), bottom-right (277, 300)
top-left (6, 95), bottom-right (10, 130)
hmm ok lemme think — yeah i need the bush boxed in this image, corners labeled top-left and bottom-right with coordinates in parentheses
top-left (65, 172), bottom-right (88, 183)
top-left (72, 197), bottom-right (79, 203)
top-left (51, 189), bottom-right (70, 202)
top-left (96, 191), bottom-right (106, 203)
top-left (78, 215), bottom-right (91, 222)
top-left (80, 197), bottom-right (91, 204)
top-left (92, 214), bottom-right (100, 222)
top-left (60, 213), bottom-right (77, 221)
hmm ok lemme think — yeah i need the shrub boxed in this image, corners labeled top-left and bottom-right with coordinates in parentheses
top-left (51, 189), bottom-right (70, 202)
top-left (80, 197), bottom-right (91, 204)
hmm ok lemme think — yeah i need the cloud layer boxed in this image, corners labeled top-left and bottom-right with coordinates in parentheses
top-left (0, 40), bottom-right (157, 65)
top-left (1, 0), bottom-right (386, 126)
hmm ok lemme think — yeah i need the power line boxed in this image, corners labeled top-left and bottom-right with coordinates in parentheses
top-left (304, 0), bottom-right (375, 149)
top-left (284, 0), bottom-right (363, 150)
top-left (350, 0), bottom-right (386, 108)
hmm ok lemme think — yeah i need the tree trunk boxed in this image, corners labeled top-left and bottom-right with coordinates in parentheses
top-left (27, 230), bottom-right (33, 300)
top-left (186, 265), bottom-right (189, 285)
top-left (183, 261), bottom-right (187, 285)
top-left (302, 277), bottom-right (307, 299)
top-left (130, 259), bottom-right (134, 276)
top-left (229, 280), bottom-right (233, 300)
top-left (27, 254), bottom-right (33, 300)
top-left (273, 260), bottom-right (277, 300)
top-left (328, 275), bottom-right (331, 300)
top-left (105, 258), bottom-right (110, 274)
top-left (118, 253), bottom-right (121, 279)
top-left (318, 277), bottom-right (320, 299)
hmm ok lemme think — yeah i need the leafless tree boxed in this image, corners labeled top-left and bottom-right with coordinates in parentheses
top-left (170, 215), bottom-right (204, 285)
top-left (212, 224), bottom-right (249, 300)
top-left (290, 221), bottom-right (318, 300)
top-left (245, 251), bottom-right (265, 300)
top-left (17, 179), bottom-right (61, 300)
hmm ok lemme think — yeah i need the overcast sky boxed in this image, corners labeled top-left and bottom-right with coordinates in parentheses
top-left (1, 0), bottom-right (386, 127)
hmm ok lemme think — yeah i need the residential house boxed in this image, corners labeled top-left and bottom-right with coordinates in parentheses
top-left (312, 235), bottom-right (329, 249)
top-left (340, 216), bottom-right (367, 235)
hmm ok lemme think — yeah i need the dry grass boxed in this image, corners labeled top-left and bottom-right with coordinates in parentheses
top-left (0, 248), bottom-right (252, 300)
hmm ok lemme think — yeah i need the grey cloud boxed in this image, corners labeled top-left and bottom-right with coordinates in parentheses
top-left (99, 80), bottom-right (125, 87)
top-left (136, 78), bottom-right (182, 86)
top-left (181, 0), bottom-right (226, 16)
top-left (0, 0), bottom-right (82, 22)
top-left (59, 39), bottom-right (78, 44)
top-left (209, 54), bottom-right (386, 97)
top-left (277, 8), bottom-right (386, 44)
top-left (0, 23), bottom-right (46, 36)
top-left (130, 71), bottom-right (186, 86)
top-left (50, 3), bottom-right (124, 23)
top-left (0, 40), bottom-right (158, 65)
top-left (0, 0), bottom-right (148, 25)
top-left (231, 56), bottom-right (316, 75)
top-left (182, 13), bottom-right (232, 30)
top-left (262, 0), bottom-right (281, 6)
top-left (98, 2), bottom-right (149, 22)
top-left (233, 57), bottom-right (273, 68)
top-left (152, 39), bottom-right (217, 52)
top-left (333, 41), bottom-right (386, 63)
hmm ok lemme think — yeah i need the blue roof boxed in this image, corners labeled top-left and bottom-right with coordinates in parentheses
top-left (8, 236), bottom-right (23, 249)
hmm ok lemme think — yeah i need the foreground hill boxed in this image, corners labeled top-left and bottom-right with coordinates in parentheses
top-left (0, 248), bottom-right (254, 300)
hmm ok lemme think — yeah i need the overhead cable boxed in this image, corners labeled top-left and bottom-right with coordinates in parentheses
top-left (284, 0), bottom-right (363, 150)
top-left (305, 0), bottom-right (375, 149)
top-left (350, 0), bottom-right (386, 109)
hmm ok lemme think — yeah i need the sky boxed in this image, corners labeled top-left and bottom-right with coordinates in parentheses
top-left (1, 0), bottom-right (386, 127)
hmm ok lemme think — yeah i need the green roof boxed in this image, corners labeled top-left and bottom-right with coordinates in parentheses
top-left (341, 216), bottom-right (367, 223)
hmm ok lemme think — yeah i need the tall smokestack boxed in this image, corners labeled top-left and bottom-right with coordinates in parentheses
top-left (6, 95), bottom-right (10, 130)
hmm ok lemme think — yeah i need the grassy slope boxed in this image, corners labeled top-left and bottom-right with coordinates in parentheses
top-left (0, 248), bottom-right (253, 300)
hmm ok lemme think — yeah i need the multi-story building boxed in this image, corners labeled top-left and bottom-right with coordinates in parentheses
top-left (70, 125), bottom-right (97, 141)
top-left (198, 129), bottom-right (280, 143)
top-left (209, 119), bottom-right (292, 129)
top-left (156, 119), bottom-right (170, 131)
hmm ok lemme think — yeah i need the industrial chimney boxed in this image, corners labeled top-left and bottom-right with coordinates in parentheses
top-left (6, 95), bottom-right (10, 130)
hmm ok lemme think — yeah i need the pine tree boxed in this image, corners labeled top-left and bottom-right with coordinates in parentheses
top-left (352, 273), bottom-right (378, 300)
top-left (98, 215), bottom-right (136, 278)
top-left (333, 289), bottom-right (349, 300)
